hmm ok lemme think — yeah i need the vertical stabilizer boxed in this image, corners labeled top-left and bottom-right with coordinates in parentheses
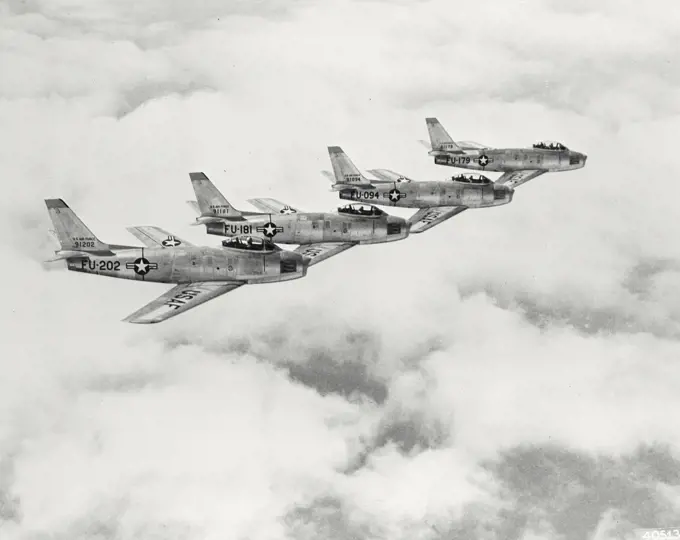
top-left (189, 172), bottom-right (243, 219)
top-left (327, 146), bottom-right (373, 187)
top-left (44, 199), bottom-right (109, 252)
top-left (425, 117), bottom-right (463, 153)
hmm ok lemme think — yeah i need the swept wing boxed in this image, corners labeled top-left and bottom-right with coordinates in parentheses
top-left (294, 243), bottom-right (355, 266)
top-left (123, 282), bottom-right (244, 324)
top-left (126, 226), bottom-right (194, 248)
top-left (246, 198), bottom-right (301, 215)
top-left (407, 207), bottom-right (468, 234)
top-left (495, 170), bottom-right (546, 189)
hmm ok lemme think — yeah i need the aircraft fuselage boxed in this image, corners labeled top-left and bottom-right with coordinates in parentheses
top-left (203, 212), bottom-right (409, 244)
top-left (431, 148), bottom-right (586, 172)
top-left (64, 246), bottom-right (306, 285)
top-left (337, 181), bottom-right (513, 209)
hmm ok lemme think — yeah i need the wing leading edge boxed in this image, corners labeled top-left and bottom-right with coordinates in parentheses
top-left (495, 169), bottom-right (546, 189)
top-left (294, 243), bottom-right (356, 266)
top-left (123, 282), bottom-right (244, 324)
top-left (407, 207), bottom-right (468, 234)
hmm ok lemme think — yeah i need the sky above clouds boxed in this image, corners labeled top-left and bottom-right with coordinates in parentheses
top-left (1, 0), bottom-right (680, 538)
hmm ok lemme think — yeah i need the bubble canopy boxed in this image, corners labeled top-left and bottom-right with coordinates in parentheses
top-left (337, 204), bottom-right (385, 216)
top-left (532, 141), bottom-right (568, 150)
top-left (221, 235), bottom-right (280, 251)
top-left (449, 173), bottom-right (491, 184)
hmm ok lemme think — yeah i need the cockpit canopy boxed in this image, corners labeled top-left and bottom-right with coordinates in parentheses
top-left (222, 235), bottom-right (279, 252)
top-left (532, 140), bottom-right (568, 151)
top-left (337, 203), bottom-right (385, 217)
top-left (449, 173), bottom-right (491, 185)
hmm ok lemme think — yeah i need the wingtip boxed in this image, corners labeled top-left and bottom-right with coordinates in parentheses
top-left (425, 117), bottom-right (439, 124)
top-left (327, 146), bottom-right (344, 154)
top-left (189, 172), bottom-right (209, 181)
top-left (45, 198), bottom-right (68, 209)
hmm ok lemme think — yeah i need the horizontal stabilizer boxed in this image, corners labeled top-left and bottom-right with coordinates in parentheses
top-left (330, 182), bottom-right (375, 192)
top-left (126, 226), bottom-right (194, 249)
top-left (186, 200), bottom-right (200, 215)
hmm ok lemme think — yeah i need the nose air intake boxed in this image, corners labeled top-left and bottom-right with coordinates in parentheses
top-left (387, 222), bottom-right (403, 235)
top-left (280, 260), bottom-right (298, 273)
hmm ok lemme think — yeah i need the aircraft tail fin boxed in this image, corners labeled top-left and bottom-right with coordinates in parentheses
top-left (425, 117), bottom-right (463, 154)
top-left (189, 172), bottom-right (244, 221)
top-left (44, 199), bottom-right (110, 255)
top-left (327, 146), bottom-right (375, 190)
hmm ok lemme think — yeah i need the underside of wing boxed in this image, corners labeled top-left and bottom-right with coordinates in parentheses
top-left (247, 198), bottom-right (301, 215)
top-left (294, 243), bottom-right (355, 267)
top-left (495, 170), bottom-right (546, 189)
top-left (408, 206), bottom-right (468, 234)
top-left (126, 226), bottom-right (195, 249)
top-left (123, 281), bottom-right (244, 324)
top-left (366, 169), bottom-right (415, 183)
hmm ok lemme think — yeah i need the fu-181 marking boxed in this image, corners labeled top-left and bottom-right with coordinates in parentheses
top-left (187, 172), bottom-right (410, 245)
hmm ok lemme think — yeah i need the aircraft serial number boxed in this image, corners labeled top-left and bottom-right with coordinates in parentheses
top-left (352, 191), bottom-right (380, 200)
top-left (210, 205), bottom-right (229, 215)
top-left (224, 224), bottom-right (254, 235)
top-left (165, 289), bottom-right (202, 310)
top-left (80, 260), bottom-right (121, 271)
top-left (74, 241), bottom-right (95, 248)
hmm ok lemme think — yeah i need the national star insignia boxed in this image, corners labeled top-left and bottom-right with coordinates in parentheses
top-left (161, 236), bottom-right (181, 247)
top-left (388, 189), bottom-right (403, 202)
top-left (478, 154), bottom-right (490, 167)
top-left (126, 257), bottom-right (158, 276)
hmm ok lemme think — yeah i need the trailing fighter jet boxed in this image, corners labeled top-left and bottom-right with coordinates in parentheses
top-left (324, 146), bottom-right (535, 233)
top-left (44, 199), bottom-right (353, 324)
top-left (187, 172), bottom-right (410, 244)
top-left (424, 117), bottom-right (587, 178)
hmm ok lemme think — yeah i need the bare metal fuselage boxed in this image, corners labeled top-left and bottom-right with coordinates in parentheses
top-left (64, 246), bottom-right (306, 285)
top-left (430, 148), bottom-right (587, 172)
top-left (337, 181), bottom-right (513, 209)
top-left (203, 212), bottom-right (409, 244)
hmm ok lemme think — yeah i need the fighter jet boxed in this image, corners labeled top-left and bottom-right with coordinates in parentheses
top-left (424, 117), bottom-right (587, 178)
top-left (187, 172), bottom-right (410, 244)
top-left (44, 198), bottom-right (354, 324)
top-left (324, 146), bottom-right (535, 233)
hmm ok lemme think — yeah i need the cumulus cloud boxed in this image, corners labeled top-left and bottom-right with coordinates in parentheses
top-left (1, 0), bottom-right (680, 539)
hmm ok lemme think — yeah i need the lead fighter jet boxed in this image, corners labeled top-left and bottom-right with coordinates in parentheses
top-left (424, 117), bottom-right (587, 180)
top-left (44, 199), bottom-right (353, 324)
top-left (187, 172), bottom-right (410, 244)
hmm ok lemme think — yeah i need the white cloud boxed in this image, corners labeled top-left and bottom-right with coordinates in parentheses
top-left (1, 0), bottom-right (679, 538)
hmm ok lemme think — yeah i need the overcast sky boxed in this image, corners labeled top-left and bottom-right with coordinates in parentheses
top-left (1, 0), bottom-right (680, 539)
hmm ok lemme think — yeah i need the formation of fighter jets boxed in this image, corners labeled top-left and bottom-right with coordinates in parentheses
top-left (45, 117), bottom-right (587, 323)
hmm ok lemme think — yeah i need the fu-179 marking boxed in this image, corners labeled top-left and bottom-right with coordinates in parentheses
top-left (424, 117), bottom-right (587, 173)
top-left (187, 172), bottom-right (410, 244)
top-left (44, 199), bottom-right (353, 324)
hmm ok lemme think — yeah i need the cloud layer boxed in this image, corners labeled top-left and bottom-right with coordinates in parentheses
top-left (1, 0), bottom-right (680, 538)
